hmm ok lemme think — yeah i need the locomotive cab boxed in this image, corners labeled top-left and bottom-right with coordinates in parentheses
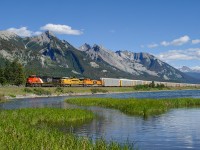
top-left (26, 75), bottom-right (43, 87)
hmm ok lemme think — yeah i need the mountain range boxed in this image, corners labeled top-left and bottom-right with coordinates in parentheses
top-left (0, 30), bottom-right (198, 83)
top-left (178, 66), bottom-right (200, 80)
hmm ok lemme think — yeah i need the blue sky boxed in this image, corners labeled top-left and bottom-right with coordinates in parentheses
top-left (1, 0), bottom-right (200, 69)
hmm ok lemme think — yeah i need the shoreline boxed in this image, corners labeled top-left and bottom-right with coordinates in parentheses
top-left (4, 88), bottom-right (200, 100)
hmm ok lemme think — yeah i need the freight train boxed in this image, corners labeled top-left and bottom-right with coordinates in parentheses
top-left (26, 75), bottom-right (200, 87)
top-left (26, 75), bottom-right (102, 87)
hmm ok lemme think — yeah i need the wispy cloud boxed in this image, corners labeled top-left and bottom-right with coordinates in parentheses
top-left (6, 27), bottom-right (41, 37)
top-left (160, 35), bottom-right (190, 46)
top-left (140, 45), bottom-right (145, 48)
top-left (192, 39), bottom-right (200, 44)
top-left (157, 48), bottom-right (200, 61)
top-left (191, 66), bottom-right (200, 71)
top-left (34, 31), bottom-right (42, 36)
top-left (40, 24), bottom-right (83, 35)
top-left (147, 43), bottom-right (158, 48)
top-left (146, 35), bottom-right (191, 49)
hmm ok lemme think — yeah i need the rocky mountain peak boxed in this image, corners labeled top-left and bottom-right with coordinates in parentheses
top-left (0, 30), bottom-right (19, 40)
top-left (1, 30), bottom-right (197, 83)
top-left (29, 30), bottom-right (57, 45)
top-left (44, 30), bottom-right (55, 38)
top-left (178, 66), bottom-right (200, 73)
top-left (93, 44), bottom-right (101, 52)
top-left (179, 66), bottom-right (192, 72)
top-left (79, 43), bottom-right (91, 51)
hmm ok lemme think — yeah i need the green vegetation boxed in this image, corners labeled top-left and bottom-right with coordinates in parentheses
top-left (23, 87), bottom-right (52, 95)
top-left (66, 97), bottom-right (200, 118)
top-left (32, 88), bottom-right (52, 95)
top-left (0, 59), bottom-right (25, 86)
top-left (1, 86), bottom-right (200, 98)
top-left (0, 108), bottom-right (131, 150)
top-left (91, 88), bottom-right (108, 94)
top-left (55, 87), bottom-right (65, 93)
top-left (134, 81), bottom-right (166, 90)
top-left (0, 94), bottom-right (6, 102)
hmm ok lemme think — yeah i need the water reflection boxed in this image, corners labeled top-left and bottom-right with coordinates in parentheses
top-left (1, 90), bottom-right (200, 149)
top-left (94, 90), bottom-right (200, 99)
top-left (73, 106), bottom-right (200, 150)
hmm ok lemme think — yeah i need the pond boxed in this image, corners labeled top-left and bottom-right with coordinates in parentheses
top-left (1, 90), bottom-right (200, 150)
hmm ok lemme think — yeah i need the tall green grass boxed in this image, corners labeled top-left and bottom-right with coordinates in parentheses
top-left (0, 108), bottom-right (132, 150)
top-left (0, 94), bottom-right (6, 102)
top-left (24, 87), bottom-right (52, 95)
top-left (66, 97), bottom-right (200, 117)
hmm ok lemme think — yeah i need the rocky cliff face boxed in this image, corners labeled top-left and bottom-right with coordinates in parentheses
top-left (0, 30), bottom-right (196, 82)
top-left (79, 43), bottom-right (191, 82)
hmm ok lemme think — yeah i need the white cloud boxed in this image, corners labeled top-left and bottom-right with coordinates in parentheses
top-left (147, 43), bottom-right (158, 48)
top-left (191, 66), bottom-right (200, 71)
top-left (33, 31), bottom-right (42, 36)
top-left (40, 24), bottom-right (83, 35)
top-left (7, 27), bottom-right (32, 37)
top-left (157, 48), bottom-right (200, 61)
top-left (160, 41), bottom-right (170, 46)
top-left (192, 39), bottom-right (200, 44)
top-left (6, 27), bottom-right (41, 37)
top-left (160, 35), bottom-right (190, 46)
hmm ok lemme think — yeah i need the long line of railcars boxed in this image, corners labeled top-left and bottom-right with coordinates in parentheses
top-left (101, 78), bottom-right (200, 87)
top-left (25, 75), bottom-right (200, 87)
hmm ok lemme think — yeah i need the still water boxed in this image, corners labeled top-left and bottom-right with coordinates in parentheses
top-left (1, 90), bottom-right (200, 150)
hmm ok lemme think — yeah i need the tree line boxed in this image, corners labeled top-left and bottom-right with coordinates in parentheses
top-left (0, 60), bottom-right (25, 86)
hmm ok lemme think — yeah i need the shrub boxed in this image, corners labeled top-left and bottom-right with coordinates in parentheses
top-left (156, 83), bottom-right (165, 90)
top-left (33, 88), bottom-right (51, 95)
top-left (134, 85), bottom-right (150, 90)
top-left (55, 87), bottom-right (64, 93)
top-left (66, 90), bottom-right (74, 94)
top-left (24, 88), bottom-right (33, 93)
top-left (9, 94), bottom-right (16, 98)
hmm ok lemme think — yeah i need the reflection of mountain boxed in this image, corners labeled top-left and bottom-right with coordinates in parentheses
top-left (0, 30), bottom-right (198, 82)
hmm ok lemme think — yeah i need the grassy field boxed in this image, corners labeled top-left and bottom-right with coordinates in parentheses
top-left (1, 86), bottom-right (199, 99)
top-left (66, 97), bottom-right (200, 118)
top-left (0, 108), bottom-right (132, 150)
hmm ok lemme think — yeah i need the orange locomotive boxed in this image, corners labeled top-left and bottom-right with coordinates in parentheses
top-left (26, 75), bottom-right (102, 87)
top-left (82, 78), bottom-right (102, 86)
top-left (26, 75), bottom-right (43, 87)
